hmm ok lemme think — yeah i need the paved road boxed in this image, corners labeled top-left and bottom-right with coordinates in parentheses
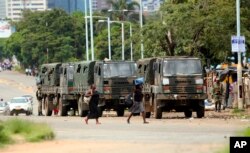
top-left (0, 70), bottom-right (249, 153)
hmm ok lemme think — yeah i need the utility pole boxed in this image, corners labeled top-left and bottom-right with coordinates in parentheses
top-left (89, 0), bottom-right (94, 61)
top-left (139, 0), bottom-right (144, 59)
top-left (85, 0), bottom-right (89, 61)
top-left (236, 0), bottom-right (243, 109)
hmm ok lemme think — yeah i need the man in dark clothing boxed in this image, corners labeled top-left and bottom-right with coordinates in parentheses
top-left (84, 84), bottom-right (101, 124)
top-left (127, 84), bottom-right (149, 124)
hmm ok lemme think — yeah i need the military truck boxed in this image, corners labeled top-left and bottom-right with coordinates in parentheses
top-left (37, 60), bottom-right (137, 117)
top-left (137, 57), bottom-right (206, 119)
top-left (94, 60), bottom-right (137, 116)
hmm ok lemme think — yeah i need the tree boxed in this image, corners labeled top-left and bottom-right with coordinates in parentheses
top-left (135, 0), bottom-right (249, 66)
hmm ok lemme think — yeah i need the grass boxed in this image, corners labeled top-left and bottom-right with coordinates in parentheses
top-left (0, 118), bottom-right (55, 147)
top-left (232, 108), bottom-right (250, 118)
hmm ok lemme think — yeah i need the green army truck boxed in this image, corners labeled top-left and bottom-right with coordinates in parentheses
top-left (94, 60), bottom-right (137, 116)
top-left (37, 60), bottom-right (137, 117)
top-left (38, 62), bottom-right (77, 116)
top-left (137, 57), bottom-right (206, 119)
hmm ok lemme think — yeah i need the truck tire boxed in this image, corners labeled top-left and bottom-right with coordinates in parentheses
top-left (154, 98), bottom-right (162, 119)
top-left (116, 107), bottom-right (125, 117)
top-left (196, 101), bottom-right (205, 118)
top-left (58, 98), bottom-right (67, 116)
top-left (184, 110), bottom-right (192, 118)
top-left (145, 112), bottom-right (151, 118)
top-left (45, 97), bottom-right (52, 116)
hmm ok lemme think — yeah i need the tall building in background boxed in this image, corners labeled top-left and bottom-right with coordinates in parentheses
top-left (6, 0), bottom-right (47, 21)
top-left (47, 0), bottom-right (85, 14)
top-left (0, 0), bottom-right (7, 19)
top-left (47, 0), bottom-right (110, 13)
top-left (134, 0), bottom-right (164, 12)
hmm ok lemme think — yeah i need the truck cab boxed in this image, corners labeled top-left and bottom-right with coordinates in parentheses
top-left (94, 60), bottom-right (137, 116)
top-left (138, 57), bottom-right (206, 119)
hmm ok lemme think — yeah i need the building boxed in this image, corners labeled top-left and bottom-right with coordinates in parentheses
top-left (6, 0), bottom-right (47, 21)
top-left (0, 0), bottom-right (7, 19)
top-left (92, 0), bottom-right (110, 12)
top-left (134, 0), bottom-right (164, 12)
top-left (47, 0), bottom-right (85, 14)
top-left (47, 0), bottom-right (110, 13)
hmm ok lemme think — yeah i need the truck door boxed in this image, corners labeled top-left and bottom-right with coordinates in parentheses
top-left (67, 65), bottom-right (74, 89)
top-left (94, 64), bottom-right (103, 93)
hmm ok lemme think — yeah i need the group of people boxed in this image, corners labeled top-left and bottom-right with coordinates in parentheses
top-left (211, 76), bottom-right (237, 112)
top-left (36, 83), bottom-right (149, 124)
top-left (83, 83), bottom-right (149, 125)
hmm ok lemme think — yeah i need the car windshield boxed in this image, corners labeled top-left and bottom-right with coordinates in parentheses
top-left (103, 63), bottom-right (137, 77)
top-left (163, 59), bottom-right (202, 76)
top-left (11, 98), bottom-right (28, 103)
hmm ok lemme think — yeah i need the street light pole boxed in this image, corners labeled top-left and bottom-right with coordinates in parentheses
top-left (236, 0), bottom-right (243, 109)
top-left (140, 0), bottom-right (144, 59)
top-left (129, 23), bottom-right (133, 61)
top-left (121, 22), bottom-right (124, 60)
top-left (107, 17), bottom-right (111, 60)
top-left (89, 0), bottom-right (94, 60)
top-left (84, 0), bottom-right (89, 61)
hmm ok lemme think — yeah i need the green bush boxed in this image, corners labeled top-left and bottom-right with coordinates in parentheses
top-left (0, 122), bottom-right (12, 147)
top-left (0, 118), bottom-right (55, 147)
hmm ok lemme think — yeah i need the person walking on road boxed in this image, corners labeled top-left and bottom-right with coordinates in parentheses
top-left (212, 79), bottom-right (223, 112)
top-left (84, 84), bottom-right (101, 124)
top-left (127, 84), bottom-right (149, 124)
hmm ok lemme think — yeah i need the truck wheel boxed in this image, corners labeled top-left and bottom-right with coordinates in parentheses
top-left (45, 97), bottom-right (52, 116)
top-left (184, 110), bottom-right (192, 118)
top-left (116, 107), bottom-right (125, 117)
top-left (154, 99), bottom-right (162, 119)
top-left (196, 100), bottom-right (205, 118)
top-left (58, 98), bottom-right (67, 116)
top-left (145, 112), bottom-right (151, 118)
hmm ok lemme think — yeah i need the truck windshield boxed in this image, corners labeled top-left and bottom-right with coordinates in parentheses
top-left (104, 63), bottom-right (137, 77)
top-left (163, 59), bottom-right (202, 76)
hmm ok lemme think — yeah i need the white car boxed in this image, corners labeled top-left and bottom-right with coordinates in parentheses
top-left (0, 101), bottom-right (10, 115)
top-left (9, 97), bottom-right (33, 116)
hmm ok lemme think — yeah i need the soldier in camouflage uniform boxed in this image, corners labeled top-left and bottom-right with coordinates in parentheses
top-left (212, 79), bottom-right (223, 112)
top-left (36, 86), bottom-right (43, 116)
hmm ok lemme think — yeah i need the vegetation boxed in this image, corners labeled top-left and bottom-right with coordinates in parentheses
top-left (0, 118), bottom-right (54, 147)
top-left (0, 0), bottom-right (250, 68)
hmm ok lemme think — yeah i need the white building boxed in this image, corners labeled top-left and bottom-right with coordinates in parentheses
top-left (0, 0), bottom-right (7, 19)
top-left (6, 0), bottom-right (48, 21)
top-left (134, 0), bottom-right (164, 12)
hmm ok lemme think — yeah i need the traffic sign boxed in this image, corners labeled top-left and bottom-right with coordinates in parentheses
top-left (231, 36), bottom-right (246, 52)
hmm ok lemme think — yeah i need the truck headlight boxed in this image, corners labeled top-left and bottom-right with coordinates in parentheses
top-left (195, 79), bottom-right (203, 84)
top-left (162, 78), bottom-right (169, 85)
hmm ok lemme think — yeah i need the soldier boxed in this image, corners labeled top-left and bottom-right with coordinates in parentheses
top-left (212, 79), bottom-right (223, 112)
top-left (36, 86), bottom-right (43, 116)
